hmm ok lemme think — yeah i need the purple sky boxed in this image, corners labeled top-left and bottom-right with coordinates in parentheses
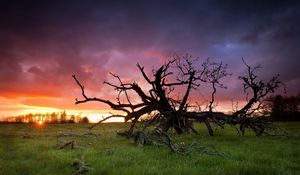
top-left (0, 0), bottom-right (299, 118)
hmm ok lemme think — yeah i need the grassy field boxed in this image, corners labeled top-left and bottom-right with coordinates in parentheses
top-left (0, 122), bottom-right (299, 175)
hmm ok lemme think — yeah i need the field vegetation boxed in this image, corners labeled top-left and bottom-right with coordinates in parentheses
top-left (0, 122), bottom-right (299, 175)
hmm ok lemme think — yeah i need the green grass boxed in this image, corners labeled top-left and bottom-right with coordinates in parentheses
top-left (0, 122), bottom-right (299, 175)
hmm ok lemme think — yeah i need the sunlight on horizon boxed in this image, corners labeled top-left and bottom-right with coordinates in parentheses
top-left (87, 113), bottom-right (125, 123)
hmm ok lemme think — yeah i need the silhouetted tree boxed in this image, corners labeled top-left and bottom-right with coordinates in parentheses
top-left (60, 110), bottom-right (67, 123)
top-left (223, 59), bottom-right (285, 135)
top-left (80, 117), bottom-right (89, 123)
top-left (74, 55), bottom-right (227, 135)
top-left (50, 112), bottom-right (59, 123)
top-left (69, 114), bottom-right (76, 123)
top-left (73, 55), bottom-right (283, 137)
top-left (263, 94), bottom-right (300, 121)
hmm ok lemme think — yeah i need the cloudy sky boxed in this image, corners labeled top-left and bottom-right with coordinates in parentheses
top-left (0, 0), bottom-right (299, 119)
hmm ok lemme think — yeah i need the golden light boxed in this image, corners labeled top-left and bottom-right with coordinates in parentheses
top-left (87, 113), bottom-right (125, 123)
top-left (35, 120), bottom-right (44, 128)
top-left (19, 104), bottom-right (59, 114)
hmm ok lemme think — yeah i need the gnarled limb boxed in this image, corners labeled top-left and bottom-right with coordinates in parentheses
top-left (73, 56), bottom-right (282, 137)
top-left (232, 59), bottom-right (284, 118)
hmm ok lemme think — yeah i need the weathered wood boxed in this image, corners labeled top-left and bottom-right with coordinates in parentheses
top-left (73, 56), bottom-right (282, 137)
top-left (59, 140), bottom-right (75, 149)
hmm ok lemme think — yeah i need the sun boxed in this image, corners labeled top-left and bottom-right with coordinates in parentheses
top-left (37, 120), bottom-right (43, 125)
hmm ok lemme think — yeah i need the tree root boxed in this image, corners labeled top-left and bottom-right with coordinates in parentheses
top-left (263, 124), bottom-right (292, 138)
top-left (133, 131), bottom-right (163, 147)
top-left (130, 129), bottom-right (227, 157)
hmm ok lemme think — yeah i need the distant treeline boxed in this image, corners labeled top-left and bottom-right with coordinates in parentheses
top-left (1, 111), bottom-right (89, 124)
top-left (263, 94), bottom-right (300, 121)
top-left (1, 94), bottom-right (299, 124)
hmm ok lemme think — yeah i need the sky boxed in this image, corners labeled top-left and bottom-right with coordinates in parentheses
top-left (0, 0), bottom-right (299, 120)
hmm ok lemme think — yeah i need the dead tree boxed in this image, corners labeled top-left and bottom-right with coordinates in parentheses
top-left (200, 59), bottom-right (231, 112)
top-left (73, 54), bottom-right (230, 136)
top-left (198, 59), bottom-right (232, 133)
top-left (73, 55), bottom-right (282, 137)
top-left (228, 59), bottom-right (284, 135)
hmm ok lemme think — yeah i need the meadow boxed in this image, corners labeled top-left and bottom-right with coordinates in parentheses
top-left (0, 122), bottom-right (299, 175)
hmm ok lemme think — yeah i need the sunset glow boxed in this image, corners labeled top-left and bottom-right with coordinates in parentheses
top-left (87, 113), bottom-right (125, 123)
top-left (0, 1), bottom-right (299, 122)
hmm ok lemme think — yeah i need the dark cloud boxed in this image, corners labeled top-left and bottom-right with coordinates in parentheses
top-left (0, 0), bottom-right (299, 104)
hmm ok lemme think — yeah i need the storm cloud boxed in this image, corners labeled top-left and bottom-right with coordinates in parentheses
top-left (0, 0), bottom-right (299, 115)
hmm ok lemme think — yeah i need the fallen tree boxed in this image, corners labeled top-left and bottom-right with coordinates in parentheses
top-left (73, 55), bottom-right (283, 138)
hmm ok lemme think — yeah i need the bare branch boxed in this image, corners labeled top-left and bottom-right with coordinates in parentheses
top-left (233, 59), bottom-right (283, 118)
